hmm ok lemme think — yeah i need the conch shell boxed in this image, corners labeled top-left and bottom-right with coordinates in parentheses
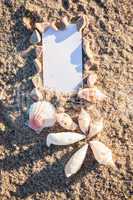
top-left (56, 113), bottom-right (77, 131)
top-left (46, 132), bottom-right (86, 147)
top-left (65, 144), bottom-right (88, 177)
top-left (28, 101), bottom-right (56, 133)
top-left (87, 72), bottom-right (97, 87)
top-left (78, 87), bottom-right (106, 102)
top-left (30, 88), bottom-right (43, 101)
top-left (90, 140), bottom-right (115, 167)
top-left (88, 119), bottom-right (103, 139)
top-left (78, 108), bottom-right (91, 133)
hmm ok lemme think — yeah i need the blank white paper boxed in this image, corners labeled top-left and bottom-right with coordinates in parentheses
top-left (43, 24), bottom-right (83, 93)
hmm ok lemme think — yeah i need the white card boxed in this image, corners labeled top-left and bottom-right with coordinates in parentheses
top-left (43, 24), bottom-right (83, 93)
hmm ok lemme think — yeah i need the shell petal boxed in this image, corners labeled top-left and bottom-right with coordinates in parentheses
top-left (90, 140), bottom-right (115, 167)
top-left (65, 144), bottom-right (88, 177)
top-left (29, 101), bottom-right (56, 133)
top-left (88, 119), bottom-right (103, 139)
top-left (46, 132), bottom-right (86, 147)
top-left (78, 108), bottom-right (91, 133)
top-left (56, 113), bottom-right (77, 131)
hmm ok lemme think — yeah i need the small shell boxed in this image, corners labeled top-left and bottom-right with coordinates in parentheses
top-left (23, 17), bottom-right (33, 30)
top-left (34, 58), bottom-right (42, 73)
top-left (61, 16), bottom-right (69, 27)
top-left (78, 87), bottom-right (106, 102)
top-left (32, 74), bottom-right (43, 89)
top-left (65, 144), bottom-right (88, 177)
top-left (46, 132), bottom-right (86, 147)
top-left (30, 88), bottom-right (43, 101)
top-left (90, 140), bottom-right (115, 167)
top-left (29, 101), bottom-right (56, 133)
top-left (56, 113), bottom-right (77, 131)
top-left (78, 108), bottom-right (91, 134)
top-left (35, 22), bottom-right (50, 33)
top-left (83, 40), bottom-right (94, 62)
top-left (87, 72), bottom-right (97, 87)
top-left (30, 29), bottom-right (41, 44)
top-left (88, 119), bottom-right (103, 139)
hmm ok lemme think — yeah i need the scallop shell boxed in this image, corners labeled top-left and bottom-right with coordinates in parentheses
top-left (78, 87), bottom-right (106, 102)
top-left (30, 88), bottom-right (43, 101)
top-left (34, 58), bottom-right (42, 73)
top-left (90, 140), bottom-right (115, 167)
top-left (88, 119), bottom-right (103, 139)
top-left (87, 72), bottom-right (97, 87)
top-left (46, 132), bottom-right (86, 147)
top-left (56, 113), bottom-right (77, 131)
top-left (29, 101), bottom-right (56, 133)
top-left (65, 144), bottom-right (88, 177)
top-left (78, 108), bottom-right (91, 134)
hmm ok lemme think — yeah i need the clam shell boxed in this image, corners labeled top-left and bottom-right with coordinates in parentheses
top-left (65, 144), bottom-right (88, 177)
top-left (88, 119), bottom-right (103, 139)
top-left (30, 88), bottom-right (43, 101)
top-left (29, 101), bottom-right (56, 133)
top-left (87, 72), bottom-right (97, 87)
top-left (78, 108), bottom-right (91, 134)
top-left (46, 132), bottom-right (86, 147)
top-left (56, 113), bottom-right (77, 131)
top-left (30, 29), bottom-right (41, 44)
top-left (78, 87), bottom-right (106, 102)
top-left (90, 140), bottom-right (115, 167)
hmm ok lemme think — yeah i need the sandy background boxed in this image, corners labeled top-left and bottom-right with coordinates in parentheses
top-left (0, 0), bottom-right (133, 199)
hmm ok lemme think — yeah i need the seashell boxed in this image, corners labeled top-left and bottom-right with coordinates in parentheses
top-left (87, 72), bottom-right (97, 87)
top-left (30, 29), bottom-right (41, 44)
top-left (35, 22), bottom-right (50, 33)
top-left (65, 144), bottom-right (88, 177)
top-left (50, 21), bottom-right (58, 31)
top-left (34, 58), bottom-right (42, 73)
top-left (23, 17), bottom-right (33, 30)
top-left (30, 88), bottom-right (43, 101)
top-left (46, 132), bottom-right (86, 147)
top-left (78, 108), bottom-right (91, 134)
top-left (76, 15), bottom-right (88, 32)
top-left (78, 87), bottom-right (106, 102)
top-left (29, 101), bottom-right (56, 133)
top-left (88, 119), bottom-right (103, 139)
top-left (90, 140), bottom-right (115, 167)
top-left (32, 73), bottom-right (43, 89)
top-left (56, 113), bottom-right (77, 131)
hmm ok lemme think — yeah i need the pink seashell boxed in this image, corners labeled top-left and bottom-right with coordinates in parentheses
top-left (87, 72), bottom-right (97, 87)
top-left (78, 87), bottom-right (106, 102)
top-left (28, 101), bottom-right (56, 133)
top-left (78, 108), bottom-right (91, 134)
top-left (56, 113), bottom-right (77, 131)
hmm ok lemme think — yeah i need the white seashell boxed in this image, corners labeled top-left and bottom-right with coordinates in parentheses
top-left (28, 101), bottom-right (56, 133)
top-left (56, 113), bottom-right (77, 131)
top-left (46, 132), bottom-right (86, 147)
top-left (89, 119), bottom-right (103, 136)
top-left (78, 87), bottom-right (106, 102)
top-left (90, 140), bottom-right (115, 167)
top-left (34, 58), bottom-right (42, 73)
top-left (30, 88), bottom-right (43, 101)
top-left (87, 72), bottom-right (97, 87)
top-left (78, 108), bottom-right (91, 134)
top-left (35, 22), bottom-right (50, 33)
top-left (65, 144), bottom-right (88, 177)
top-left (88, 119), bottom-right (103, 139)
top-left (30, 29), bottom-right (41, 44)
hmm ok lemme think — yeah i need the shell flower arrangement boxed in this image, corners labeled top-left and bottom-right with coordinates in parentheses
top-left (22, 15), bottom-right (115, 177)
